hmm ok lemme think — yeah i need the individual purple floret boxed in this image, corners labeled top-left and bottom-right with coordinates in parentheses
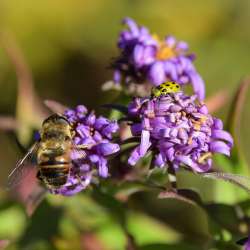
top-left (127, 92), bottom-right (233, 172)
top-left (113, 17), bottom-right (205, 100)
top-left (51, 105), bottom-right (120, 196)
top-left (243, 235), bottom-right (250, 250)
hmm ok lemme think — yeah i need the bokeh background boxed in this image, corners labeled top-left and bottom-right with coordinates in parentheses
top-left (0, 1), bottom-right (250, 249)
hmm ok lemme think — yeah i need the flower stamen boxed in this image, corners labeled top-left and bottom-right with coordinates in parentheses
top-left (198, 152), bottom-right (212, 164)
top-left (157, 43), bottom-right (176, 60)
top-left (152, 34), bottom-right (176, 60)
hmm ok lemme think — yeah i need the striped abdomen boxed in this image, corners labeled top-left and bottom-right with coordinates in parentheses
top-left (37, 149), bottom-right (71, 188)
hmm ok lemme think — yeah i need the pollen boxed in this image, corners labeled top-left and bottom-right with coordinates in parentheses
top-left (157, 43), bottom-right (176, 60)
top-left (191, 119), bottom-right (201, 131)
top-left (200, 115), bottom-right (208, 124)
top-left (188, 137), bottom-right (193, 145)
top-left (152, 34), bottom-right (176, 60)
top-left (193, 123), bottom-right (201, 131)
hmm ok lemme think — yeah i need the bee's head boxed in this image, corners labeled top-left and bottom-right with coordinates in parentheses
top-left (41, 114), bottom-right (71, 141)
top-left (43, 114), bottom-right (69, 126)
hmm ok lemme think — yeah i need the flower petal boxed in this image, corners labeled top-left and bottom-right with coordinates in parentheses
top-left (189, 71), bottom-right (205, 100)
top-left (97, 143), bottom-right (120, 156)
top-left (98, 157), bottom-right (108, 178)
top-left (212, 130), bottom-right (234, 146)
top-left (123, 17), bottom-right (140, 37)
top-left (114, 70), bottom-right (121, 83)
top-left (210, 141), bottom-right (231, 156)
top-left (133, 44), bottom-right (145, 66)
top-left (140, 130), bottom-right (151, 156)
top-left (175, 155), bottom-right (211, 172)
top-left (128, 146), bottom-right (141, 166)
top-left (154, 153), bottom-right (165, 168)
top-left (148, 61), bottom-right (166, 85)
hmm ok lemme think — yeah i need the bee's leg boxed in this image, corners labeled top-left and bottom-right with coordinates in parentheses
top-left (72, 144), bottom-right (91, 160)
top-left (74, 144), bottom-right (89, 150)
top-left (76, 175), bottom-right (86, 187)
top-left (71, 162), bottom-right (87, 188)
top-left (70, 129), bottom-right (76, 138)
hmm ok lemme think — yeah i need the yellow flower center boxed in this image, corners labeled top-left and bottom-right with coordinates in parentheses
top-left (157, 44), bottom-right (176, 60)
top-left (152, 34), bottom-right (176, 60)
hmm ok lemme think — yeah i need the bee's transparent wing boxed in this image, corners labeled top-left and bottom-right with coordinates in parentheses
top-left (71, 144), bottom-right (88, 160)
top-left (44, 99), bottom-right (68, 114)
top-left (201, 172), bottom-right (250, 193)
top-left (25, 184), bottom-right (47, 216)
top-left (7, 142), bottom-right (39, 189)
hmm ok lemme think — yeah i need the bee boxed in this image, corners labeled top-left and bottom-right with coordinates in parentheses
top-left (151, 81), bottom-right (181, 98)
top-left (8, 113), bottom-right (86, 191)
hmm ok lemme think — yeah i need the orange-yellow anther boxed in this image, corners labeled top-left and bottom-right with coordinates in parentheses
top-left (152, 34), bottom-right (176, 60)
top-left (198, 152), bottom-right (212, 164)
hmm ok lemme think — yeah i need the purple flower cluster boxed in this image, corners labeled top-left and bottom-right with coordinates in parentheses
top-left (127, 92), bottom-right (233, 172)
top-left (52, 105), bottom-right (120, 196)
top-left (44, 17), bottom-right (234, 196)
top-left (113, 17), bottom-right (205, 100)
top-left (245, 237), bottom-right (250, 250)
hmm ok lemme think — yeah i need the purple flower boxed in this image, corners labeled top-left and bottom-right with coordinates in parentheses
top-left (113, 17), bottom-right (205, 100)
top-left (51, 105), bottom-right (120, 196)
top-left (126, 92), bottom-right (233, 172)
top-left (245, 237), bottom-right (250, 250)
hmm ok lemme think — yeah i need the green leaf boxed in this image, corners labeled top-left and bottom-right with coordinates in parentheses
top-left (96, 222), bottom-right (126, 250)
top-left (205, 203), bottom-right (247, 237)
top-left (101, 104), bottom-right (128, 115)
top-left (138, 243), bottom-right (200, 250)
top-left (91, 188), bottom-right (127, 227)
top-left (127, 212), bottom-right (180, 246)
top-left (200, 172), bottom-right (250, 194)
top-left (131, 191), bottom-right (212, 245)
top-left (158, 188), bottom-right (202, 207)
top-left (213, 240), bottom-right (241, 250)
top-left (0, 205), bottom-right (26, 239)
top-left (226, 76), bottom-right (250, 173)
top-left (114, 181), bottom-right (152, 201)
top-left (19, 200), bottom-right (63, 249)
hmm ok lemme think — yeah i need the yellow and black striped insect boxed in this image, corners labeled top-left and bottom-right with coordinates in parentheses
top-left (151, 81), bottom-right (181, 98)
top-left (8, 113), bottom-right (86, 191)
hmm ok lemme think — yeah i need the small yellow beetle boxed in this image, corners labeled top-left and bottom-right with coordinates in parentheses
top-left (151, 81), bottom-right (181, 98)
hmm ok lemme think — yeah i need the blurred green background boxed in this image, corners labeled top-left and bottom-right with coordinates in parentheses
top-left (0, 1), bottom-right (250, 249)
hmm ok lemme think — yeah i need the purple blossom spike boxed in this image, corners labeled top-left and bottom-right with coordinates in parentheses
top-left (126, 91), bottom-right (233, 172)
top-left (51, 105), bottom-right (120, 196)
top-left (112, 17), bottom-right (205, 100)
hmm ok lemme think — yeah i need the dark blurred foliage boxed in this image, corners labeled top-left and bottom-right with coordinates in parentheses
top-left (0, 1), bottom-right (250, 249)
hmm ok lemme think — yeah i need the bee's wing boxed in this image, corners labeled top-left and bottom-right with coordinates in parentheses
top-left (9, 163), bottom-right (47, 216)
top-left (25, 184), bottom-right (47, 216)
top-left (8, 142), bottom-right (39, 189)
top-left (71, 144), bottom-right (88, 160)
top-left (44, 99), bottom-right (69, 114)
top-left (201, 172), bottom-right (250, 193)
